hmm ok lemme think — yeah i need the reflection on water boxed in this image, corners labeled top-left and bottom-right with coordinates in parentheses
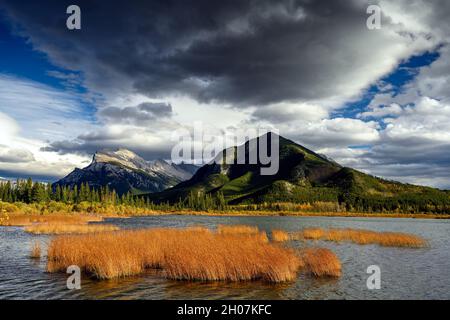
top-left (1, 215), bottom-right (450, 299)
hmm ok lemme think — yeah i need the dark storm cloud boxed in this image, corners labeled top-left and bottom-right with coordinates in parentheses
top-left (367, 140), bottom-right (450, 166)
top-left (42, 139), bottom-right (172, 160)
top-left (0, 146), bottom-right (35, 163)
top-left (0, 169), bottom-right (57, 182)
top-left (1, 0), bottom-right (399, 107)
top-left (40, 140), bottom-right (91, 155)
top-left (99, 102), bottom-right (173, 125)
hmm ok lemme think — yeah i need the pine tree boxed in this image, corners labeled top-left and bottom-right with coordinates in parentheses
top-left (71, 185), bottom-right (77, 203)
top-left (55, 185), bottom-right (62, 202)
top-left (216, 192), bottom-right (226, 210)
top-left (24, 178), bottom-right (33, 203)
top-left (62, 186), bottom-right (68, 203)
top-left (31, 182), bottom-right (40, 203)
top-left (46, 183), bottom-right (53, 202)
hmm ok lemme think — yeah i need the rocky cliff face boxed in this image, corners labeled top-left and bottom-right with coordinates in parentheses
top-left (53, 149), bottom-right (198, 195)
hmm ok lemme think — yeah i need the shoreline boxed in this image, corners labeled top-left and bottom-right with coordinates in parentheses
top-left (105, 210), bottom-right (450, 220)
top-left (3, 208), bottom-right (450, 224)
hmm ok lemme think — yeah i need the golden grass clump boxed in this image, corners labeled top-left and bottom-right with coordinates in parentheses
top-left (271, 229), bottom-right (290, 242)
top-left (299, 228), bottom-right (326, 240)
top-left (299, 248), bottom-right (341, 277)
top-left (0, 214), bottom-right (103, 227)
top-left (296, 228), bottom-right (426, 248)
top-left (47, 227), bottom-right (301, 282)
top-left (30, 241), bottom-right (41, 259)
top-left (217, 224), bottom-right (259, 235)
top-left (24, 223), bottom-right (120, 235)
top-left (216, 224), bottom-right (268, 243)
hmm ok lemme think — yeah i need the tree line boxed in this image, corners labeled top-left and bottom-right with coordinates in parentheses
top-left (0, 178), bottom-right (228, 211)
top-left (1, 178), bottom-right (449, 214)
top-left (0, 179), bottom-right (124, 205)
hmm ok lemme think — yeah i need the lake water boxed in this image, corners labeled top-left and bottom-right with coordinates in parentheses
top-left (1, 215), bottom-right (449, 300)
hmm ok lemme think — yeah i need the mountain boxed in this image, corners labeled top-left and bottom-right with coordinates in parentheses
top-left (53, 149), bottom-right (198, 195)
top-left (147, 133), bottom-right (450, 213)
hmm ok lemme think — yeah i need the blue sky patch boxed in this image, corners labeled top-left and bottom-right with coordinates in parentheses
top-left (334, 50), bottom-right (440, 120)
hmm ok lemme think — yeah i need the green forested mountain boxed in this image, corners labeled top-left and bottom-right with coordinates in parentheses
top-left (147, 133), bottom-right (450, 213)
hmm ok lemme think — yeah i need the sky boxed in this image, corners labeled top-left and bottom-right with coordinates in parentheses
top-left (0, 0), bottom-right (450, 188)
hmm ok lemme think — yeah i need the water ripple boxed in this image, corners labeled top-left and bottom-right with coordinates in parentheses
top-left (1, 216), bottom-right (450, 299)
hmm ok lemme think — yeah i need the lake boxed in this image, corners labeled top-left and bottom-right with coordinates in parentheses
top-left (1, 215), bottom-right (449, 299)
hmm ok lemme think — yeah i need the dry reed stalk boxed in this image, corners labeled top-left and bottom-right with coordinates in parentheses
top-left (24, 223), bottom-right (119, 235)
top-left (271, 229), bottom-right (290, 242)
top-left (0, 214), bottom-right (103, 227)
top-left (30, 241), bottom-right (41, 259)
top-left (295, 228), bottom-right (426, 248)
top-left (300, 228), bottom-right (326, 240)
top-left (217, 224), bottom-right (268, 242)
top-left (47, 227), bottom-right (301, 282)
top-left (299, 248), bottom-right (341, 277)
top-left (217, 224), bottom-right (260, 235)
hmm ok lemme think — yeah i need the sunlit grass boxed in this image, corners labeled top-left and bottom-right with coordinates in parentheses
top-left (25, 223), bottom-right (119, 235)
top-left (293, 228), bottom-right (427, 248)
top-left (271, 229), bottom-right (290, 242)
top-left (30, 241), bottom-right (41, 259)
top-left (47, 226), bottom-right (301, 282)
top-left (297, 228), bottom-right (326, 240)
top-left (299, 248), bottom-right (341, 277)
top-left (217, 224), bottom-right (259, 235)
top-left (0, 213), bottom-right (103, 227)
top-left (216, 224), bottom-right (268, 242)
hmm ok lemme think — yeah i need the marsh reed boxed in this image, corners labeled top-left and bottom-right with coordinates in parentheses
top-left (0, 214), bottom-right (103, 227)
top-left (25, 223), bottom-right (119, 235)
top-left (47, 227), bottom-right (302, 282)
top-left (271, 229), bottom-right (290, 242)
top-left (216, 224), bottom-right (268, 242)
top-left (293, 228), bottom-right (426, 248)
top-left (217, 224), bottom-right (259, 235)
top-left (299, 248), bottom-right (341, 277)
top-left (30, 241), bottom-right (41, 259)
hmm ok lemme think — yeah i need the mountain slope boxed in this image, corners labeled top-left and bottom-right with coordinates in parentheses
top-left (148, 133), bottom-right (341, 202)
top-left (147, 133), bottom-right (450, 213)
top-left (53, 149), bottom-right (198, 195)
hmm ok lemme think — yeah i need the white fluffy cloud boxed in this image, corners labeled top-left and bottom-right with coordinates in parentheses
top-left (347, 96), bottom-right (450, 188)
top-left (0, 76), bottom-right (92, 180)
top-left (359, 103), bottom-right (403, 119)
top-left (294, 118), bottom-right (380, 148)
top-left (0, 74), bottom-right (93, 142)
top-left (383, 97), bottom-right (450, 142)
